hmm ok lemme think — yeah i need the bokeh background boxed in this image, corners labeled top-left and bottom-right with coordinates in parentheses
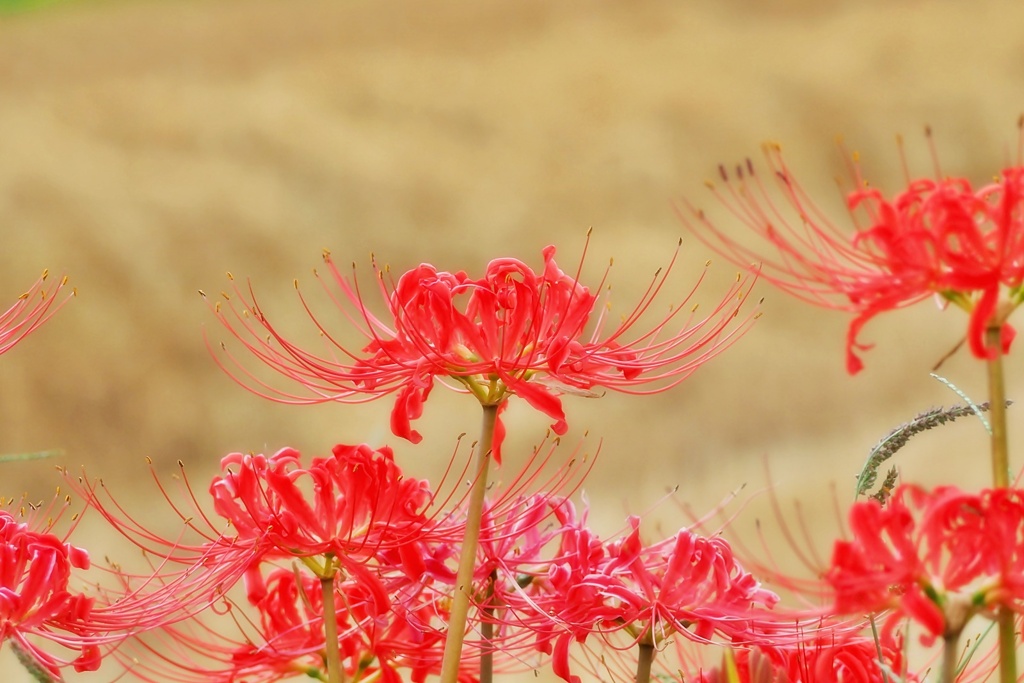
top-left (2, 0), bottom-right (1024, 680)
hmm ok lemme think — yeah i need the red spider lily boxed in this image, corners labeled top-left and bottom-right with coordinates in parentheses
top-left (780, 630), bottom-right (913, 682)
top-left (220, 565), bottom-right (448, 683)
top-left (209, 443), bottom-right (434, 582)
top-left (0, 500), bottom-right (98, 677)
top-left (680, 141), bottom-right (1024, 373)
top-left (597, 518), bottom-right (780, 641)
top-left (517, 516), bottom-right (780, 683)
top-left (59, 463), bottom-right (271, 663)
top-left (206, 240), bottom-right (757, 452)
top-left (692, 631), bottom-right (915, 683)
top-left (110, 561), bottom-right (475, 683)
top-left (387, 440), bottom-right (600, 664)
top-left (0, 270), bottom-right (73, 357)
top-left (827, 484), bottom-right (1024, 641)
top-left (468, 436), bottom-right (599, 588)
top-left (430, 493), bottom-right (587, 666)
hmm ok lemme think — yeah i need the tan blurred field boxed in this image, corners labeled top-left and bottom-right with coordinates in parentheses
top-left (2, 0), bottom-right (1024, 680)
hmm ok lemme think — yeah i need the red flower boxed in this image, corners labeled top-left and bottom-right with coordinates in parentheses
top-left (523, 516), bottom-right (779, 683)
top-left (208, 442), bottom-right (439, 620)
top-left (207, 242), bottom-right (756, 449)
top-left (0, 271), bottom-right (73, 357)
top-left (210, 444), bottom-right (433, 571)
top-left (109, 555), bottom-right (471, 683)
top-left (224, 564), bottom-right (447, 683)
top-left (827, 484), bottom-right (1024, 640)
top-left (681, 142), bottom-right (1024, 373)
top-left (597, 517), bottom-right (780, 642)
top-left (0, 502), bottom-right (98, 677)
top-left (695, 633), bottom-right (915, 683)
top-left (62, 462), bottom-right (272, 668)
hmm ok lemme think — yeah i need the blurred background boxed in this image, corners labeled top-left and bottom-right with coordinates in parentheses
top-left (2, 0), bottom-right (1024, 679)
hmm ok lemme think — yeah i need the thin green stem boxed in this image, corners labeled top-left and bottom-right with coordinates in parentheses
top-left (868, 615), bottom-right (892, 683)
top-left (940, 632), bottom-right (960, 683)
top-left (480, 569), bottom-right (497, 683)
top-left (635, 635), bottom-right (655, 683)
top-left (438, 403), bottom-right (498, 683)
top-left (997, 609), bottom-right (1018, 683)
top-left (986, 325), bottom-right (1017, 683)
top-left (321, 564), bottom-right (346, 683)
top-left (987, 326), bottom-right (1010, 488)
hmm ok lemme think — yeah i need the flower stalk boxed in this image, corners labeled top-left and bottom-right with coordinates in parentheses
top-left (987, 326), bottom-right (1010, 488)
top-left (940, 632), bottom-right (960, 683)
top-left (986, 325), bottom-right (1017, 683)
top-left (439, 403), bottom-right (498, 683)
top-left (319, 557), bottom-right (345, 683)
top-left (480, 569), bottom-right (497, 683)
top-left (635, 632), bottom-right (656, 683)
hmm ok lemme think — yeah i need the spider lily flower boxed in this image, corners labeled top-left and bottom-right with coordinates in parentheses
top-left (59, 463), bottom-right (271, 661)
top-left (381, 441), bottom-right (599, 666)
top-left (521, 516), bottom-right (780, 683)
top-left (206, 241), bottom-right (757, 451)
top-left (108, 564), bottom-right (354, 682)
top-left (0, 498), bottom-right (99, 677)
top-left (465, 436), bottom-right (598, 585)
top-left (597, 518), bottom-right (780, 642)
top-left (692, 632), bottom-right (915, 683)
top-left (209, 443), bottom-right (434, 586)
top-left (429, 493), bottom-right (585, 666)
top-left (0, 271), bottom-right (73, 358)
top-left (112, 562), bottom-right (467, 683)
top-left (827, 484), bottom-right (1024, 642)
top-left (681, 140), bottom-right (1024, 373)
top-left (225, 565), bottom-right (449, 683)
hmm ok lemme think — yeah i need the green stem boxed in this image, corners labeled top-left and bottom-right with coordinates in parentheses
top-left (635, 635), bottom-right (655, 683)
top-left (480, 569), bottom-right (497, 683)
top-left (940, 632), bottom-right (960, 683)
top-left (997, 603), bottom-right (1018, 683)
top-left (868, 615), bottom-right (892, 683)
top-left (986, 325), bottom-right (1017, 683)
top-left (321, 567), bottom-right (346, 683)
top-left (987, 326), bottom-right (1010, 488)
top-left (438, 403), bottom-right (498, 683)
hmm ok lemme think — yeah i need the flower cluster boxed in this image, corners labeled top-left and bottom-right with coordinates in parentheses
top-left (11, 126), bottom-right (1024, 683)
top-left (96, 441), bottom-right (826, 683)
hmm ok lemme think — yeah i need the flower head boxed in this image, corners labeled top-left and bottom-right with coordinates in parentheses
top-left (694, 633), bottom-right (914, 683)
top-left (828, 484), bottom-right (1024, 641)
top-left (519, 516), bottom-right (779, 683)
top-left (59, 460), bottom-right (277, 676)
top-left (109, 562), bottom-right (456, 683)
top-left (208, 442), bottom-right (436, 611)
top-left (207, 240), bottom-right (756, 449)
top-left (0, 498), bottom-right (98, 677)
top-left (681, 135), bottom-right (1024, 373)
top-left (210, 444), bottom-right (432, 566)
